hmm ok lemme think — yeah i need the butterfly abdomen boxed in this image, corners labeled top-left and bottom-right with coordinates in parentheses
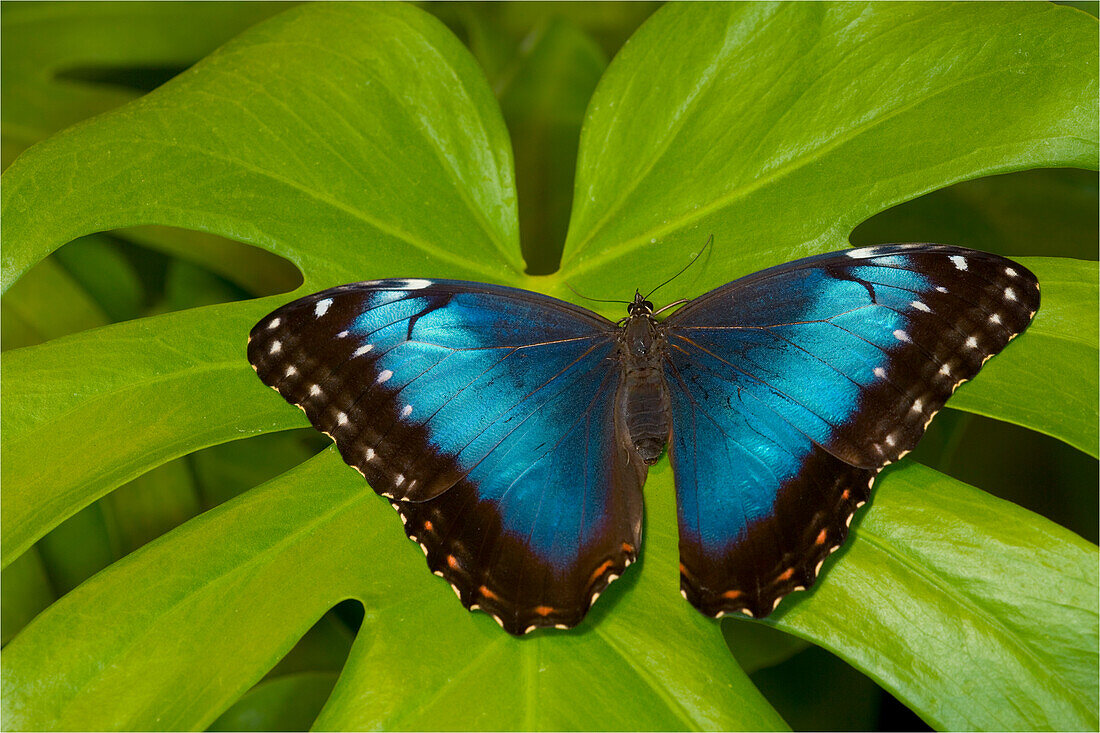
top-left (617, 314), bottom-right (672, 465)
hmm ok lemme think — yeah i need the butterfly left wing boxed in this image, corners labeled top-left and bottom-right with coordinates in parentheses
top-left (662, 245), bottom-right (1039, 618)
top-left (248, 280), bottom-right (644, 634)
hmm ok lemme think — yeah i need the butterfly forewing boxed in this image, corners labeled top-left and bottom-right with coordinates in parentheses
top-left (248, 279), bottom-right (644, 634)
top-left (662, 244), bottom-right (1039, 617)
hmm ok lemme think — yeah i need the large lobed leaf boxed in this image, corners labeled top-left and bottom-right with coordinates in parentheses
top-left (561, 2), bottom-right (1096, 286)
top-left (1, 2), bottom-right (288, 167)
top-left (2, 2), bottom-right (1096, 731)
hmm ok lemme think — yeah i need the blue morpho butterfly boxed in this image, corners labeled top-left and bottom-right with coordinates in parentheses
top-left (248, 243), bottom-right (1039, 635)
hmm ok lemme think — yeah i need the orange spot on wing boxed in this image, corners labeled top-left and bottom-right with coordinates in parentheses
top-left (815, 528), bottom-right (828, 545)
top-left (621, 542), bottom-right (635, 554)
top-left (841, 489), bottom-right (851, 501)
top-left (588, 560), bottom-right (614, 584)
top-left (777, 568), bottom-right (794, 582)
top-left (423, 520), bottom-right (434, 532)
top-left (721, 589), bottom-right (743, 600)
top-left (534, 605), bottom-right (555, 617)
top-left (446, 555), bottom-right (460, 570)
top-left (479, 585), bottom-right (499, 601)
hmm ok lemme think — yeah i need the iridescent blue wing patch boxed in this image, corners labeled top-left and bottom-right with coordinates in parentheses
top-left (248, 280), bottom-right (644, 634)
top-left (662, 244), bottom-right (1039, 618)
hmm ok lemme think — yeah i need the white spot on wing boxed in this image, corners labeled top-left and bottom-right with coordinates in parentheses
top-left (965, 336), bottom-right (978, 349)
top-left (846, 247), bottom-right (879, 259)
top-left (873, 367), bottom-right (886, 379)
top-left (365, 447), bottom-right (375, 461)
top-left (269, 340), bottom-right (282, 355)
top-left (990, 313), bottom-right (1002, 325)
top-left (336, 412), bottom-right (348, 426)
top-left (314, 298), bottom-right (333, 317)
top-left (267, 318), bottom-right (281, 330)
top-left (1005, 287), bottom-right (1017, 301)
top-left (911, 398), bottom-right (923, 413)
top-left (936, 286), bottom-right (948, 293)
top-left (911, 300), bottom-right (931, 313)
top-left (284, 366), bottom-right (297, 377)
top-left (309, 384), bottom-right (321, 396)
top-left (893, 329), bottom-right (910, 342)
top-left (398, 278), bottom-right (432, 290)
top-left (396, 474), bottom-right (405, 487)
top-left (949, 255), bottom-right (967, 271)
top-left (401, 404), bottom-right (412, 417)
top-left (939, 363), bottom-right (951, 376)
top-left (1005, 267), bottom-right (1018, 277)
top-left (353, 344), bottom-right (374, 357)
top-left (377, 369), bottom-right (393, 383)
top-left (337, 330), bottom-right (350, 338)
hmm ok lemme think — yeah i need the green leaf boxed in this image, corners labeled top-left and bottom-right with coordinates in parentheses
top-left (560, 2), bottom-right (1096, 293)
top-left (1, 2), bottom-right (522, 293)
top-left (2, 1), bottom-right (287, 166)
top-left (0, 301), bottom-right (303, 568)
top-left (762, 461), bottom-right (1098, 730)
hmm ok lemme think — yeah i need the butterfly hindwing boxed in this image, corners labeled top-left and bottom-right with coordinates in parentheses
top-left (248, 280), bottom-right (644, 634)
top-left (663, 244), bottom-right (1039, 617)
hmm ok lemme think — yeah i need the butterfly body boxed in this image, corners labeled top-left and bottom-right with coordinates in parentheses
top-left (616, 295), bottom-right (672, 465)
top-left (248, 244), bottom-right (1039, 634)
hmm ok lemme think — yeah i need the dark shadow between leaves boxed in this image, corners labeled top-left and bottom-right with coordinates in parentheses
top-left (55, 64), bottom-right (191, 94)
top-left (850, 168), bottom-right (1098, 262)
top-left (2, 226), bottom-right (302, 351)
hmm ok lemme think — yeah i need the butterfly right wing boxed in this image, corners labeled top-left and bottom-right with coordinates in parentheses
top-left (248, 280), bottom-right (644, 634)
top-left (662, 245), bottom-right (1039, 618)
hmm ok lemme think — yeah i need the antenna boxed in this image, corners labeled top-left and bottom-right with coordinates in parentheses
top-left (564, 281), bottom-right (630, 306)
top-left (643, 234), bottom-right (713, 301)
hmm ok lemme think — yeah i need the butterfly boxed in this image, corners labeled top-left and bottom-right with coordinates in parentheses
top-left (247, 244), bottom-right (1039, 635)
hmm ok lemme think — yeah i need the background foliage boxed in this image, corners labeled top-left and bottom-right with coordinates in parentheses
top-left (2, 3), bottom-right (1097, 731)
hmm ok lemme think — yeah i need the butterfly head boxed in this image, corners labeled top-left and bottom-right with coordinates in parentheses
top-left (627, 290), bottom-right (655, 316)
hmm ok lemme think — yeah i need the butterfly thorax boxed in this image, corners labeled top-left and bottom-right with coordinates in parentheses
top-left (616, 300), bottom-right (672, 466)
